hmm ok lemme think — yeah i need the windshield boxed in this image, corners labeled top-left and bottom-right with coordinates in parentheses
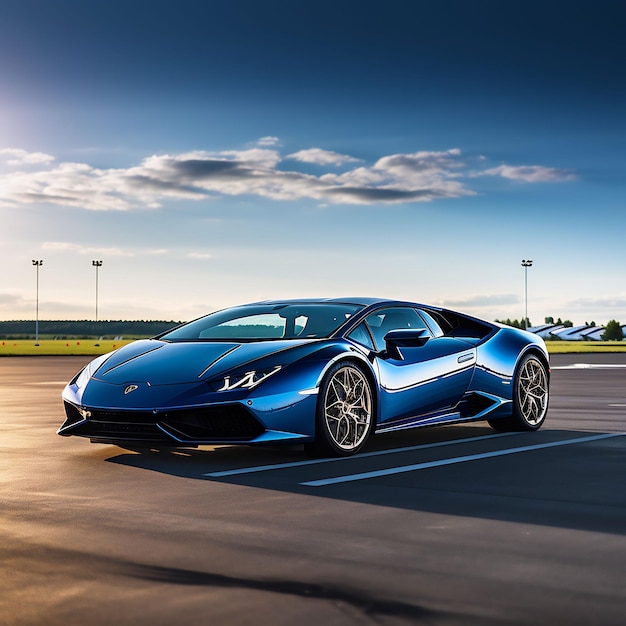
top-left (160, 303), bottom-right (363, 341)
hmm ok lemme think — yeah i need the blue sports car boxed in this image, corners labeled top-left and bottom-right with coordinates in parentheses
top-left (58, 298), bottom-right (550, 456)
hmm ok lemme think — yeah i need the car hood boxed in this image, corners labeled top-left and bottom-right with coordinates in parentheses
top-left (92, 338), bottom-right (314, 386)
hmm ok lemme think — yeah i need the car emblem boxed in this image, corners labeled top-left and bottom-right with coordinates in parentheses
top-left (124, 384), bottom-right (139, 395)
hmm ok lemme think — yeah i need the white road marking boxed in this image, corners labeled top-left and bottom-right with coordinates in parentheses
top-left (301, 432), bottom-right (626, 487)
top-left (609, 404), bottom-right (626, 407)
top-left (552, 363), bottom-right (626, 370)
top-left (26, 381), bottom-right (68, 385)
top-left (203, 432), bottom-right (517, 477)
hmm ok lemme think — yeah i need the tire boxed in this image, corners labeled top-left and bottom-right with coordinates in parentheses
top-left (311, 362), bottom-right (374, 457)
top-left (489, 353), bottom-right (549, 432)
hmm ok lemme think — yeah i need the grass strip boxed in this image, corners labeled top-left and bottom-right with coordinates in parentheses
top-left (0, 339), bottom-right (135, 356)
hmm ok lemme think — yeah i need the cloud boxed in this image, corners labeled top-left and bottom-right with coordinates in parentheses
top-left (42, 242), bottom-right (136, 256)
top-left (320, 148), bottom-right (471, 203)
top-left (42, 242), bottom-right (168, 257)
top-left (257, 136), bottom-right (280, 147)
top-left (287, 148), bottom-right (361, 166)
top-left (374, 149), bottom-right (463, 175)
top-left (323, 187), bottom-right (452, 203)
top-left (0, 292), bottom-right (33, 318)
top-left (1, 162), bottom-right (134, 211)
top-left (441, 294), bottom-right (520, 308)
top-left (186, 252), bottom-right (213, 259)
top-left (0, 293), bottom-right (25, 306)
top-left (477, 164), bottom-right (576, 183)
top-left (0, 148), bottom-right (55, 166)
top-left (566, 295), bottom-right (626, 310)
top-left (0, 144), bottom-right (575, 211)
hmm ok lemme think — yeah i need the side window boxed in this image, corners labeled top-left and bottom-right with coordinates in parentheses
top-left (346, 322), bottom-right (375, 351)
top-left (365, 307), bottom-right (431, 351)
top-left (416, 309), bottom-right (445, 338)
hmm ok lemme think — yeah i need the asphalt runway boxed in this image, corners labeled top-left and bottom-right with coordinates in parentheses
top-left (1, 354), bottom-right (625, 625)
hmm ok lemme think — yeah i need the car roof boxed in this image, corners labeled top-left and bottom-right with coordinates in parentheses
top-left (250, 297), bottom-right (419, 308)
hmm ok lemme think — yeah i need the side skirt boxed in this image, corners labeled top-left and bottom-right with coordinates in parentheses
top-left (375, 391), bottom-right (511, 434)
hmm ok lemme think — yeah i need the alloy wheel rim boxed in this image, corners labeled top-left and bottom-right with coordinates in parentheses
top-left (324, 366), bottom-right (372, 450)
top-left (518, 358), bottom-right (548, 425)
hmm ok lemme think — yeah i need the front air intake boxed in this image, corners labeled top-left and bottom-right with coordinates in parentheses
top-left (159, 404), bottom-right (265, 441)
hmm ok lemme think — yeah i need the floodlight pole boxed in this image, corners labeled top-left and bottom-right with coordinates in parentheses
top-left (521, 259), bottom-right (533, 330)
top-left (92, 260), bottom-right (103, 323)
top-left (32, 260), bottom-right (43, 345)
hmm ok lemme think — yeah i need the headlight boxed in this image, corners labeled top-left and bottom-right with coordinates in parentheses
top-left (69, 352), bottom-right (114, 389)
top-left (73, 366), bottom-right (91, 389)
top-left (217, 365), bottom-right (282, 391)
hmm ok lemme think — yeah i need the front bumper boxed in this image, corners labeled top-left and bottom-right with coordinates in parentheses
top-left (59, 381), bottom-right (318, 446)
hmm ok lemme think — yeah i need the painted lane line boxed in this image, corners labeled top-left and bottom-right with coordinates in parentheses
top-left (204, 432), bottom-right (518, 477)
top-left (301, 432), bottom-right (626, 487)
top-left (609, 404), bottom-right (626, 407)
top-left (552, 364), bottom-right (626, 370)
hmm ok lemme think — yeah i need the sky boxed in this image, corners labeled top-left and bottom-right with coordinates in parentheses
top-left (1, 0), bottom-right (625, 325)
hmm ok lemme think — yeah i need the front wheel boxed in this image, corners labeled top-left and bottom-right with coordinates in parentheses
top-left (489, 353), bottom-right (549, 432)
top-left (311, 362), bottom-right (374, 457)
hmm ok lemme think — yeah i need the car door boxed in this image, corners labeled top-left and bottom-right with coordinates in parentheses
top-left (365, 307), bottom-right (476, 429)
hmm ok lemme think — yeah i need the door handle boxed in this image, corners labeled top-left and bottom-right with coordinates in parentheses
top-left (457, 352), bottom-right (474, 364)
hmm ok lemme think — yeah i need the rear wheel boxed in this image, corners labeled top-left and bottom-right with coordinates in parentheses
top-left (488, 353), bottom-right (549, 432)
top-left (311, 362), bottom-right (373, 457)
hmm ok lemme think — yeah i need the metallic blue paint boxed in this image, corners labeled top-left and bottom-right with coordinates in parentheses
top-left (58, 298), bottom-right (550, 452)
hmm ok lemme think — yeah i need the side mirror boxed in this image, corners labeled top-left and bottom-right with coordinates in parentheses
top-left (383, 328), bottom-right (429, 360)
